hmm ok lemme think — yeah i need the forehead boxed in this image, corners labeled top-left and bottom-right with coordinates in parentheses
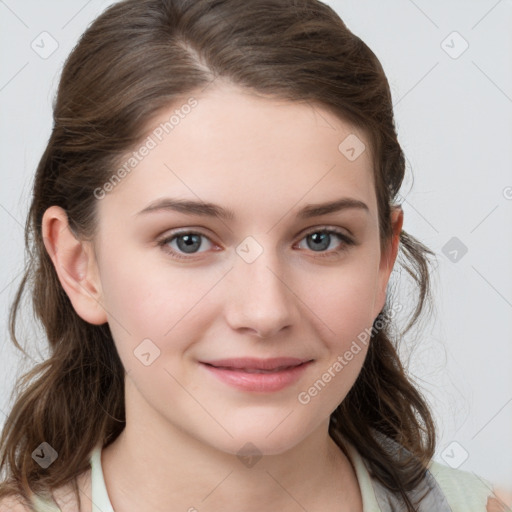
top-left (96, 82), bottom-right (376, 225)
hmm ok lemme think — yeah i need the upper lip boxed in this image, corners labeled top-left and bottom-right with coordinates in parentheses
top-left (200, 357), bottom-right (313, 371)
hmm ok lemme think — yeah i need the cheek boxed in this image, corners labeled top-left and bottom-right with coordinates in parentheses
top-left (306, 255), bottom-right (381, 338)
top-left (97, 247), bottom-right (193, 359)
top-left (97, 244), bottom-right (227, 377)
top-left (297, 254), bottom-right (380, 400)
top-left (100, 260), bottom-right (162, 333)
top-left (296, 270), bottom-right (378, 411)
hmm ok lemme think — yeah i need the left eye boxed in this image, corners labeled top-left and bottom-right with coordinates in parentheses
top-left (297, 228), bottom-right (354, 255)
top-left (158, 227), bottom-right (354, 260)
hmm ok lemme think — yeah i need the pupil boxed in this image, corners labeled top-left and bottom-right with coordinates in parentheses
top-left (309, 232), bottom-right (329, 251)
top-left (178, 234), bottom-right (201, 253)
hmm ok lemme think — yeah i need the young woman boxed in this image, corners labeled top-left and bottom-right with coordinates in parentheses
top-left (0, 0), bottom-right (505, 510)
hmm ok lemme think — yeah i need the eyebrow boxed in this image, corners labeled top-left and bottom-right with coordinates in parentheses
top-left (136, 196), bottom-right (369, 220)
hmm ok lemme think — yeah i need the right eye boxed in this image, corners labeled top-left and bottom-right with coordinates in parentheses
top-left (157, 230), bottom-right (216, 260)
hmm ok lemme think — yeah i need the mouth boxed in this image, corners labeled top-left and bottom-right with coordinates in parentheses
top-left (199, 357), bottom-right (314, 392)
top-left (208, 366), bottom-right (300, 373)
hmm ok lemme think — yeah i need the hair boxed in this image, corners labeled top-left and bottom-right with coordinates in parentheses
top-left (0, 0), bottom-right (438, 510)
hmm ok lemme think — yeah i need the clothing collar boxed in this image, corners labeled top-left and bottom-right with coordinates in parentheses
top-left (90, 434), bottom-right (451, 512)
top-left (339, 434), bottom-right (452, 512)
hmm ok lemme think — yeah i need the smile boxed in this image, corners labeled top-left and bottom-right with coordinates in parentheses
top-left (199, 358), bottom-right (313, 393)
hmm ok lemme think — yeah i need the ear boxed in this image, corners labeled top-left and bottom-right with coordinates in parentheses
top-left (41, 205), bottom-right (108, 325)
top-left (373, 205), bottom-right (403, 317)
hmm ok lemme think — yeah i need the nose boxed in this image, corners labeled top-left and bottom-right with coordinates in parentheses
top-left (223, 242), bottom-right (298, 339)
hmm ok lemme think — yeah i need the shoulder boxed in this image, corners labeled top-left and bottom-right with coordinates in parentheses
top-left (0, 468), bottom-right (93, 512)
top-left (427, 460), bottom-right (498, 511)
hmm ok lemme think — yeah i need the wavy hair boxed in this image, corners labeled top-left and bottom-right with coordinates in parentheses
top-left (0, 0), bottom-right (437, 510)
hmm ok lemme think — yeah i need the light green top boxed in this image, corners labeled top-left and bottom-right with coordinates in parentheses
top-left (30, 439), bottom-right (493, 511)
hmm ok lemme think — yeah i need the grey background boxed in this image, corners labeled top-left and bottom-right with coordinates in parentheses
top-left (1, 0), bottom-right (511, 489)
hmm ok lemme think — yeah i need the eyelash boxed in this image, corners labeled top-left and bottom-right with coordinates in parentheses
top-left (157, 227), bottom-right (355, 261)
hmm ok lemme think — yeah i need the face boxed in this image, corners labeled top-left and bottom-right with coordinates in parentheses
top-left (49, 82), bottom-right (402, 457)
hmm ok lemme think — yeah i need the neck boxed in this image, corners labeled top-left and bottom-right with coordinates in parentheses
top-left (101, 379), bottom-right (362, 512)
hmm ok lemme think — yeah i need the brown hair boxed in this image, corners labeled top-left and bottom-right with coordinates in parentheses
top-left (0, 0), bottom-right (437, 510)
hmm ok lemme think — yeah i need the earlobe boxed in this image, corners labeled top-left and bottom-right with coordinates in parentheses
top-left (42, 206), bottom-right (108, 325)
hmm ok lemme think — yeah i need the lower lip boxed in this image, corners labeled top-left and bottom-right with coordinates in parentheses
top-left (200, 362), bottom-right (312, 392)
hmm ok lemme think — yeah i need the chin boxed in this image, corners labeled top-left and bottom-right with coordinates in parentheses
top-left (202, 419), bottom-right (316, 459)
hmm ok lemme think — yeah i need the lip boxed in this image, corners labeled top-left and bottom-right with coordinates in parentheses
top-left (199, 357), bottom-right (313, 392)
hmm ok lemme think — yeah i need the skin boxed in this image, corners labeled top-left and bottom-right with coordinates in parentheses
top-left (42, 81), bottom-right (404, 512)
